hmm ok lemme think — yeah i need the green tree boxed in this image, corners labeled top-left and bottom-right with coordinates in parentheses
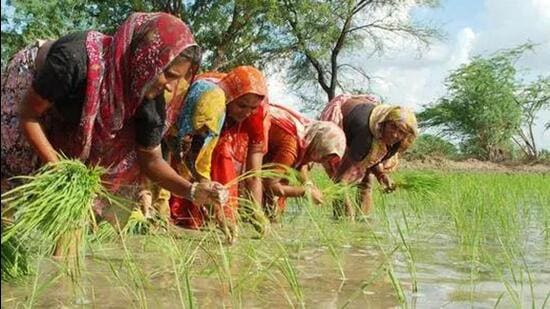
top-left (2, 0), bottom-right (440, 107)
top-left (1, 0), bottom-right (100, 68)
top-left (512, 76), bottom-right (550, 159)
top-left (419, 45), bottom-right (533, 161)
top-left (405, 134), bottom-right (458, 160)
top-left (181, 0), bottom-right (285, 71)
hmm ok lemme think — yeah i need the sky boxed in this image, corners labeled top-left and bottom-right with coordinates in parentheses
top-left (267, 0), bottom-right (550, 149)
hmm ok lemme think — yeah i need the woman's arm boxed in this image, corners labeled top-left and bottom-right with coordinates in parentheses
top-left (370, 163), bottom-right (395, 192)
top-left (244, 148), bottom-right (264, 205)
top-left (137, 146), bottom-right (192, 197)
top-left (19, 88), bottom-right (58, 163)
top-left (137, 146), bottom-right (228, 205)
top-left (264, 164), bottom-right (323, 204)
top-left (136, 144), bottom-right (230, 207)
top-left (265, 178), bottom-right (305, 198)
top-left (244, 142), bottom-right (266, 205)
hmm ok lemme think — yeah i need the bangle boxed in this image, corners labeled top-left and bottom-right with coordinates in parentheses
top-left (304, 181), bottom-right (313, 196)
top-left (189, 182), bottom-right (199, 202)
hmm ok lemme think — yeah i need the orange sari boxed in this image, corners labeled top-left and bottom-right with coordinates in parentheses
top-left (170, 66), bottom-right (269, 228)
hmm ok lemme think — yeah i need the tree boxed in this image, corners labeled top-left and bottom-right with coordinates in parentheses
top-left (1, 0), bottom-right (100, 68)
top-left (181, 0), bottom-right (285, 71)
top-left (512, 76), bottom-right (550, 159)
top-left (419, 45), bottom-right (529, 161)
top-left (405, 134), bottom-right (458, 160)
top-left (272, 0), bottom-right (440, 110)
top-left (2, 1), bottom-right (440, 107)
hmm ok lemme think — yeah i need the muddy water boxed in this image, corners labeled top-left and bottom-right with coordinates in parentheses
top-left (2, 222), bottom-right (548, 308)
top-left (2, 204), bottom-right (550, 308)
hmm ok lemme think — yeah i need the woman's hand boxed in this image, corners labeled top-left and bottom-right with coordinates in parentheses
top-left (304, 182), bottom-right (324, 205)
top-left (377, 173), bottom-right (395, 193)
top-left (309, 186), bottom-right (324, 204)
top-left (191, 181), bottom-right (228, 206)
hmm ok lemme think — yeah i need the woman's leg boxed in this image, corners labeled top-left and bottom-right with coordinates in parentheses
top-left (358, 172), bottom-right (375, 215)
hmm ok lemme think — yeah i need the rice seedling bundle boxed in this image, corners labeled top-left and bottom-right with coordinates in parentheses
top-left (1, 220), bottom-right (31, 281)
top-left (1, 159), bottom-right (112, 255)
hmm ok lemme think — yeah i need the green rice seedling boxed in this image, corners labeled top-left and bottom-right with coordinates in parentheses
top-left (88, 221), bottom-right (118, 244)
top-left (395, 218), bottom-right (418, 293)
top-left (237, 196), bottom-right (270, 237)
top-left (392, 171), bottom-right (442, 197)
top-left (154, 232), bottom-right (209, 308)
top-left (1, 235), bottom-right (31, 282)
top-left (272, 241), bottom-right (305, 307)
top-left (122, 209), bottom-right (152, 235)
top-left (1, 159), bottom-right (127, 285)
top-left (107, 228), bottom-right (151, 308)
top-left (1, 224), bottom-right (31, 281)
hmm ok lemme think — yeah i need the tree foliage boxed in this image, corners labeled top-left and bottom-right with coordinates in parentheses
top-left (418, 45), bottom-right (535, 161)
top-left (405, 134), bottom-right (458, 160)
top-left (2, 0), bottom-right (439, 93)
top-left (512, 76), bottom-right (550, 159)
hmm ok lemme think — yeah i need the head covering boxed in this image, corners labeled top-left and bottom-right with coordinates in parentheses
top-left (173, 80), bottom-right (226, 180)
top-left (369, 104), bottom-right (418, 152)
top-left (302, 121), bottom-right (346, 163)
top-left (198, 65), bottom-right (270, 156)
top-left (217, 66), bottom-right (267, 103)
top-left (78, 12), bottom-right (198, 161)
top-left (176, 80), bottom-right (225, 140)
top-left (269, 103), bottom-right (346, 166)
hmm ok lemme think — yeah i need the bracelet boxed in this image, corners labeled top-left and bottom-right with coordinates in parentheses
top-left (304, 181), bottom-right (313, 196)
top-left (189, 182), bottom-right (199, 203)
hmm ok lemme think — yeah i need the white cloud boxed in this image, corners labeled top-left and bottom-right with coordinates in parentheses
top-left (477, 0), bottom-right (550, 76)
top-left (362, 27), bottom-right (477, 111)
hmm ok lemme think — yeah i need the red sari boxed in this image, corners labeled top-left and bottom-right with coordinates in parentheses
top-left (46, 13), bottom-right (197, 191)
top-left (170, 66), bottom-right (269, 228)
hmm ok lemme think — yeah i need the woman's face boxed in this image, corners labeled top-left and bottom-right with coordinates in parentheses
top-left (226, 93), bottom-right (263, 122)
top-left (380, 121), bottom-right (407, 145)
top-left (144, 59), bottom-right (193, 100)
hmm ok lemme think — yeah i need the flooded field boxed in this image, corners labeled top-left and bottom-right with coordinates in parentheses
top-left (2, 170), bottom-right (549, 308)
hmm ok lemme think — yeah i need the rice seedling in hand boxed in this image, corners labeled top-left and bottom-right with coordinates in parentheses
top-left (1, 159), bottom-right (125, 282)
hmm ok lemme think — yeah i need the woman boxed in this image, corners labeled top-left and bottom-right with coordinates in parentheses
top-left (262, 103), bottom-right (346, 221)
top-left (170, 66), bottom-right (269, 232)
top-left (164, 78), bottom-right (226, 228)
top-left (1, 12), bottom-right (226, 209)
top-left (320, 94), bottom-right (418, 216)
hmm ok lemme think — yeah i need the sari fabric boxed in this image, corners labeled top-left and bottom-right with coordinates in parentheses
top-left (2, 12), bottom-right (198, 192)
top-left (320, 94), bottom-right (417, 183)
top-left (170, 66), bottom-right (269, 228)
